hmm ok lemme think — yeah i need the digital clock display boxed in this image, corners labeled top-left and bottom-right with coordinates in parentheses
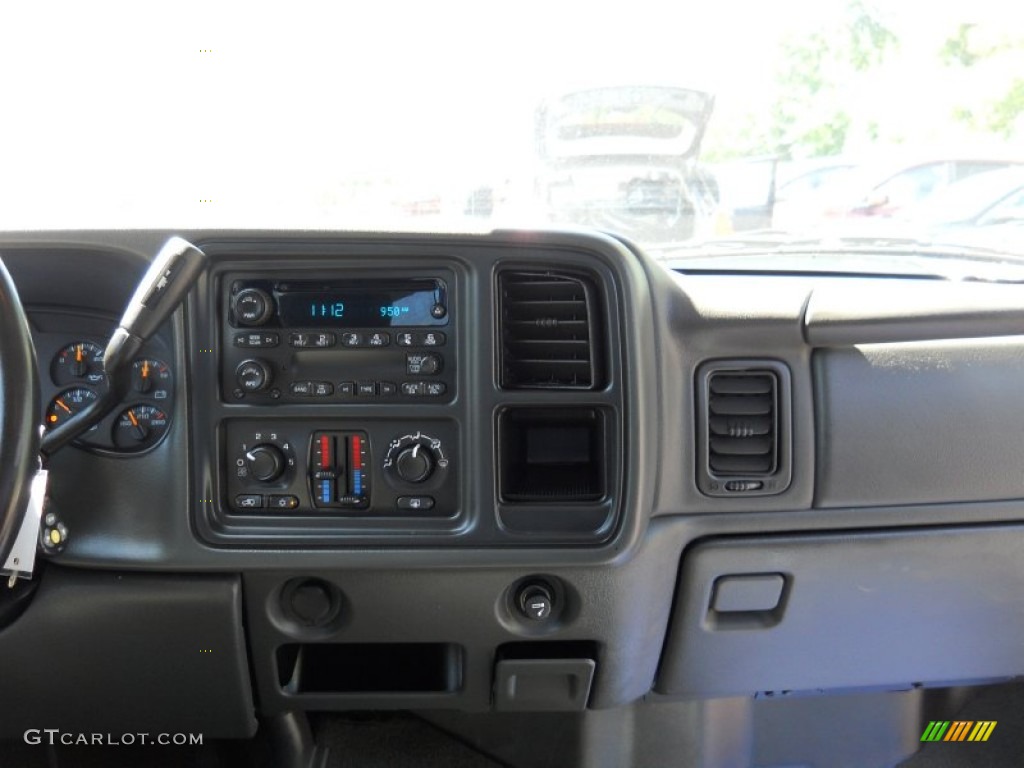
top-left (276, 285), bottom-right (447, 328)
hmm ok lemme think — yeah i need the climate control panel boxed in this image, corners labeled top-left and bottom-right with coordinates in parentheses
top-left (223, 419), bottom-right (457, 517)
top-left (310, 431), bottom-right (371, 509)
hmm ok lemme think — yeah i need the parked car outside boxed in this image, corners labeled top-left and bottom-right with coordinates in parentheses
top-left (770, 154), bottom-right (1022, 232)
top-left (534, 85), bottom-right (719, 243)
top-left (899, 166), bottom-right (1024, 230)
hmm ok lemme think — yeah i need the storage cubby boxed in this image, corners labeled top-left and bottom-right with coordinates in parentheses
top-left (498, 407), bottom-right (607, 502)
top-left (276, 643), bottom-right (462, 694)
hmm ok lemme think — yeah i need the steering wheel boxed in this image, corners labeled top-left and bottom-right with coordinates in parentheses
top-left (0, 257), bottom-right (39, 567)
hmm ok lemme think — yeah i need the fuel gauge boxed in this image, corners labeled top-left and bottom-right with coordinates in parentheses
top-left (45, 387), bottom-right (99, 430)
top-left (112, 404), bottom-right (170, 450)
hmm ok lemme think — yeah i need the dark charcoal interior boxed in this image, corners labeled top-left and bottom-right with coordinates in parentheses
top-left (1, 228), bottom-right (1023, 767)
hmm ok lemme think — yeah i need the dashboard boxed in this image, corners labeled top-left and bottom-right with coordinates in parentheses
top-left (2, 228), bottom-right (1024, 766)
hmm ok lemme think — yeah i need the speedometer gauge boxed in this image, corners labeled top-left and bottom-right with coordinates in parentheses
top-left (51, 341), bottom-right (105, 387)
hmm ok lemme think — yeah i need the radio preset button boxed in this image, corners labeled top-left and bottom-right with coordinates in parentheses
top-left (290, 332), bottom-right (337, 348)
top-left (419, 331), bottom-right (446, 346)
top-left (367, 332), bottom-right (391, 347)
top-left (341, 332), bottom-right (363, 347)
top-left (396, 331), bottom-right (447, 347)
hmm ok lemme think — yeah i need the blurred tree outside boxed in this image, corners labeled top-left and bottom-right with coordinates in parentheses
top-left (940, 23), bottom-right (1024, 139)
top-left (703, 1), bottom-right (1021, 163)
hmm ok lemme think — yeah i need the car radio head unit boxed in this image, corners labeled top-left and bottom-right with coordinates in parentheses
top-left (220, 274), bottom-right (454, 405)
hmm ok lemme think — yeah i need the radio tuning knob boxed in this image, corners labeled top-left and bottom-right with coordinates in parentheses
top-left (233, 287), bottom-right (274, 327)
top-left (236, 359), bottom-right (272, 392)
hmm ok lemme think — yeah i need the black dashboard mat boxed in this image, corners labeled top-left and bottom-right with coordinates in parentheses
top-left (314, 713), bottom-right (506, 768)
top-left (0, 738), bottom-right (268, 768)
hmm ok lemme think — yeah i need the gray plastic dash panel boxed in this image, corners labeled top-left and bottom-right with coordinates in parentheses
top-left (658, 527), bottom-right (1024, 698)
top-left (814, 338), bottom-right (1024, 507)
top-left (804, 280), bottom-right (1024, 347)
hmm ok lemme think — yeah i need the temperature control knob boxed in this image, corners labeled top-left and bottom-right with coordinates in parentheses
top-left (236, 359), bottom-right (272, 392)
top-left (384, 432), bottom-right (449, 486)
top-left (233, 288), bottom-right (274, 326)
top-left (395, 444), bottom-right (434, 484)
top-left (246, 444), bottom-right (285, 482)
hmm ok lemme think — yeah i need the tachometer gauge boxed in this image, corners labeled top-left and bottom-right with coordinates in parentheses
top-left (131, 358), bottom-right (172, 397)
top-left (112, 404), bottom-right (170, 450)
top-left (45, 387), bottom-right (99, 430)
top-left (51, 341), bottom-right (105, 387)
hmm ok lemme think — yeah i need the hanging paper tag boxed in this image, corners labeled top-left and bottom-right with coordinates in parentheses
top-left (1, 469), bottom-right (47, 585)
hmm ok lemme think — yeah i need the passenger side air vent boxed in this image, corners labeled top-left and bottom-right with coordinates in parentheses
top-left (708, 372), bottom-right (777, 475)
top-left (697, 362), bottom-right (792, 497)
top-left (498, 271), bottom-right (603, 390)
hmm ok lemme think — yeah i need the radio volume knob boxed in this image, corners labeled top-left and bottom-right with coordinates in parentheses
top-left (236, 359), bottom-right (272, 392)
top-left (233, 288), bottom-right (274, 327)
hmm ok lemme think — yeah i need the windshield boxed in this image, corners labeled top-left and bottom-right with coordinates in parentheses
top-left (2, 1), bottom-right (1022, 264)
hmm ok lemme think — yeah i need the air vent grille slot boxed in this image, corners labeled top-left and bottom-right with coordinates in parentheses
top-left (707, 371), bottom-right (778, 476)
top-left (499, 272), bottom-right (602, 390)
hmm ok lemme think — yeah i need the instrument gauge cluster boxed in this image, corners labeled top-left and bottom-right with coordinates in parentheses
top-left (32, 313), bottom-right (176, 456)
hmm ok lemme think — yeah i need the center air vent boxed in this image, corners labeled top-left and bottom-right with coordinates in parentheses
top-left (697, 362), bottom-right (792, 497)
top-left (498, 272), bottom-right (603, 390)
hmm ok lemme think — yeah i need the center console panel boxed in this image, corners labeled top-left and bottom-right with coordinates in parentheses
top-left (189, 237), bottom-right (630, 550)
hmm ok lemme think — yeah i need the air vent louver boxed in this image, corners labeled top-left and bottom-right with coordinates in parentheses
top-left (707, 371), bottom-right (778, 475)
top-left (499, 272), bottom-right (602, 390)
